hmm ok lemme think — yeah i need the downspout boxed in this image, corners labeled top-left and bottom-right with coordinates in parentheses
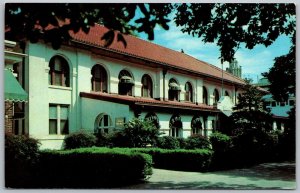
top-left (163, 69), bottom-right (167, 101)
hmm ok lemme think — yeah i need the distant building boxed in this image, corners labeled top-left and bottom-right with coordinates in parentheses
top-left (257, 78), bottom-right (295, 131)
top-left (226, 59), bottom-right (242, 78)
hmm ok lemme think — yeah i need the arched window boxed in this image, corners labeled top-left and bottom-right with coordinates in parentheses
top-left (225, 90), bottom-right (229, 97)
top-left (213, 89), bottom-right (220, 105)
top-left (185, 82), bottom-right (193, 102)
top-left (118, 70), bottom-right (134, 96)
top-left (168, 78), bottom-right (181, 101)
top-left (141, 74), bottom-right (153, 98)
top-left (95, 113), bottom-right (113, 134)
top-left (203, 86), bottom-right (208, 105)
top-left (191, 115), bottom-right (202, 135)
top-left (145, 112), bottom-right (159, 129)
top-left (169, 114), bottom-right (183, 138)
top-left (91, 65), bottom-right (108, 92)
top-left (49, 56), bottom-right (70, 87)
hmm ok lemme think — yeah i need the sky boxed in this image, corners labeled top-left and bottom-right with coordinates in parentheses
top-left (136, 14), bottom-right (292, 84)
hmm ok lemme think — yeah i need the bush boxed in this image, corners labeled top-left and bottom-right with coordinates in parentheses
top-left (34, 148), bottom-right (152, 188)
top-left (5, 134), bottom-right (40, 188)
top-left (123, 118), bottom-right (160, 147)
top-left (185, 134), bottom-right (211, 149)
top-left (156, 136), bottom-right (180, 149)
top-left (177, 137), bottom-right (188, 149)
top-left (63, 130), bottom-right (97, 149)
top-left (132, 148), bottom-right (212, 172)
top-left (94, 131), bottom-right (114, 147)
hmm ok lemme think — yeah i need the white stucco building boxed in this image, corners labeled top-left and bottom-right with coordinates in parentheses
top-left (9, 24), bottom-right (248, 149)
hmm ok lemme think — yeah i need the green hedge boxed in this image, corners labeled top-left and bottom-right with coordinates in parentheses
top-left (7, 147), bottom-right (151, 188)
top-left (35, 148), bottom-right (152, 188)
top-left (130, 148), bottom-right (213, 172)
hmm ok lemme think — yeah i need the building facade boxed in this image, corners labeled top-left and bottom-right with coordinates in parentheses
top-left (257, 78), bottom-right (295, 130)
top-left (4, 40), bottom-right (28, 134)
top-left (11, 24), bottom-right (247, 149)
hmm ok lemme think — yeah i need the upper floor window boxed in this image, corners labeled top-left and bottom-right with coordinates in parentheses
top-left (213, 89), bottom-right (220, 105)
top-left (118, 70), bottom-right (134, 96)
top-left (203, 86), bottom-right (208, 105)
top-left (141, 74), bottom-right (153, 98)
top-left (225, 90), bottom-right (230, 97)
top-left (185, 82), bottom-right (193, 102)
top-left (91, 65), bottom-right (108, 92)
top-left (49, 56), bottom-right (70, 87)
top-left (168, 78), bottom-right (180, 101)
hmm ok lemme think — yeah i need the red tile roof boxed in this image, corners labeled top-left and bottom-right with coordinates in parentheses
top-left (80, 92), bottom-right (220, 112)
top-left (70, 24), bottom-right (246, 85)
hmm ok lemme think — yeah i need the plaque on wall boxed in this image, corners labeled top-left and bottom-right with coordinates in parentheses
top-left (115, 117), bottom-right (126, 128)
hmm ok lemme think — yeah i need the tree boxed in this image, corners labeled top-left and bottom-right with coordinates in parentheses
top-left (5, 3), bottom-right (173, 49)
top-left (262, 35), bottom-right (295, 102)
top-left (122, 118), bottom-right (161, 147)
top-left (174, 3), bottom-right (295, 63)
top-left (231, 82), bottom-right (273, 135)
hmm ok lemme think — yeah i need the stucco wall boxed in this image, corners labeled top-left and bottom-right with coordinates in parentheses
top-left (25, 42), bottom-right (237, 149)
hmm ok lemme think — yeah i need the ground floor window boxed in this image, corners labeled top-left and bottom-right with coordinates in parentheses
top-left (191, 115), bottom-right (202, 135)
top-left (145, 112), bottom-right (160, 129)
top-left (95, 113), bottom-right (113, 134)
top-left (49, 104), bottom-right (69, 135)
top-left (169, 114), bottom-right (183, 138)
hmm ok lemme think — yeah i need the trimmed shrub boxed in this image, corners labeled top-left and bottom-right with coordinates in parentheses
top-left (5, 134), bottom-right (40, 188)
top-left (156, 136), bottom-right (180, 149)
top-left (185, 134), bottom-right (211, 149)
top-left (64, 130), bottom-right (96, 149)
top-left (132, 148), bottom-right (213, 172)
top-left (210, 132), bottom-right (232, 153)
top-left (35, 147), bottom-right (152, 188)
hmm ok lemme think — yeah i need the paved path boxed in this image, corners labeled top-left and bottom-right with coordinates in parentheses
top-left (124, 161), bottom-right (296, 189)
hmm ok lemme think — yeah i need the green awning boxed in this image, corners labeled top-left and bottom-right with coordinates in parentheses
top-left (4, 69), bottom-right (28, 102)
top-left (169, 82), bottom-right (181, 91)
top-left (120, 75), bottom-right (134, 85)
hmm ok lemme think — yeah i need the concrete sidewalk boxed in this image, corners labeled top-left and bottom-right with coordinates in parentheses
top-left (124, 161), bottom-right (296, 189)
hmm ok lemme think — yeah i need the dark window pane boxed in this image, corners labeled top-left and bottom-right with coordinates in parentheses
top-left (55, 73), bottom-right (62, 86)
top-left (104, 115), bottom-right (108, 127)
top-left (60, 120), bottom-right (69, 134)
top-left (49, 120), bottom-right (57, 134)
